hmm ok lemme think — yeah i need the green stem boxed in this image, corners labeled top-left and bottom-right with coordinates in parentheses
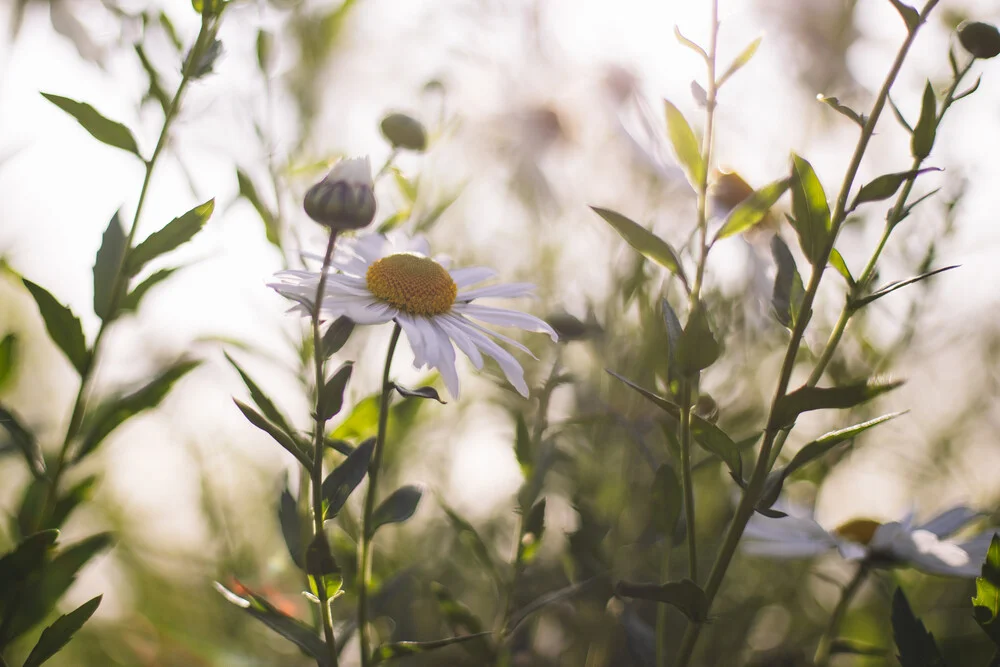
top-left (358, 323), bottom-right (402, 666)
top-left (654, 536), bottom-right (672, 667)
top-left (38, 11), bottom-right (219, 530)
top-left (678, 381), bottom-right (698, 583)
top-left (672, 4), bottom-right (937, 664)
top-left (310, 231), bottom-right (340, 667)
top-left (813, 563), bottom-right (870, 667)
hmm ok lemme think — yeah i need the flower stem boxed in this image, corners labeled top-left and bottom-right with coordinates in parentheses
top-left (310, 231), bottom-right (341, 667)
top-left (358, 322), bottom-right (402, 666)
top-left (37, 11), bottom-right (220, 531)
top-left (672, 4), bottom-right (938, 664)
top-left (813, 563), bottom-right (869, 667)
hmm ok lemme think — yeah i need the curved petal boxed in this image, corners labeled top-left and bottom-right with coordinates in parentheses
top-left (742, 538), bottom-right (836, 558)
top-left (744, 512), bottom-right (834, 545)
top-left (396, 313), bottom-right (431, 368)
top-left (873, 524), bottom-right (978, 577)
top-left (919, 506), bottom-right (982, 539)
top-left (449, 267), bottom-right (498, 288)
top-left (426, 318), bottom-right (460, 398)
top-left (439, 315), bottom-right (484, 370)
top-left (455, 303), bottom-right (558, 340)
top-left (459, 324), bottom-right (529, 397)
top-left (457, 282), bottom-right (537, 302)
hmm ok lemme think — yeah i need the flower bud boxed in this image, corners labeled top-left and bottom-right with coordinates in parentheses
top-left (303, 156), bottom-right (377, 230)
top-left (380, 113), bottom-right (428, 152)
top-left (958, 21), bottom-right (1000, 59)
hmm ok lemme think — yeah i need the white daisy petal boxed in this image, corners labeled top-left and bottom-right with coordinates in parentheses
top-left (427, 318), bottom-right (461, 398)
top-left (396, 314), bottom-right (431, 368)
top-left (439, 315), bottom-right (485, 369)
top-left (919, 506), bottom-right (982, 538)
top-left (460, 324), bottom-right (529, 397)
top-left (456, 303), bottom-right (558, 340)
top-left (452, 312), bottom-right (536, 358)
top-left (457, 282), bottom-right (537, 302)
top-left (742, 538), bottom-right (836, 558)
top-left (449, 267), bottom-right (498, 288)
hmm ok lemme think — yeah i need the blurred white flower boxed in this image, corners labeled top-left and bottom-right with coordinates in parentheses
top-left (743, 502), bottom-right (995, 577)
top-left (269, 233), bottom-right (557, 398)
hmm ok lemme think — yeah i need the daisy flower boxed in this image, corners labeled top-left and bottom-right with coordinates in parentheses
top-left (742, 501), bottom-right (996, 577)
top-left (269, 232), bottom-right (557, 398)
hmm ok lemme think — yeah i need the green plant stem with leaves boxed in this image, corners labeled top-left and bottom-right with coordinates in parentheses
top-left (37, 10), bottom-right (221, 532)
top-left (813, 563), bottom-right (870, 667)
top-left (309, 231), bottom-right (341, 667)
top-left (673, 3), bottom-right (939, 664)
top-left (357, 323), bottom-right (402, 667)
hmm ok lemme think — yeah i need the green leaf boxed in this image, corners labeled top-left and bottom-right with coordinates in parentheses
top-left (828, 248), bottom-right (854, 287)
top-left (663, 99), bottom-right (704, 188)
top-left (119, 267), bottom-right (178, 314)
top-left (615, 579), bottom-right (709, 622)
top-left (608, 371), bottom-right (742, 481)
top-left (330, 394), bottom-right (379, 440)
top-left (651, 464), bottom-right (682, 538)
top-left (393, 168), bottom-right (419, 202)
top-left (758, 412), bottom-right (904, 511)
top-left (322, 316), bottom-right (355, 358)
top-left (322, 438), bottom-right (374, 520)
top-left (393, 384), bottom-right (445, 403)
top-left (17, 478), bottom-right (49, 537)
top-left (225, 353), bottom-right (297, 441)
top-left (431, 582), bottom-right (484, 635)
top-left (127, 200), bottom-right (215, 276)
top-left (92, 211), bottom-right (126, 321)
top-left (850, 169), bottom-right (940, 211)
top-left (675, 304), bottom-right (720, 376)
top-left (789, 154), bottom-right (832, 266)
top-left (514, 412), bottom-right (532, 478)
top-left (255, 29), bottom-right (272, 74)
top-left (714, 178), bottom-right (790, 241)
top-left (22, 595), bottom-right (101, 667)
top-left (40, 93), bottom-right (141, 158)
top-left (214, 583), bottom-right (331, 666)
top-left (892, 588), bottom-right (947, 667)
top-left (320, 362), bottom-right (353, 421)
top-left (371, 633), bottom-right (492, 664)
top-left (75, 360), bottom-right (199, 462)
top-left (438, 500), bottom-right (502, 586)
top-left (237, 169), bottom-right (281, 250)
top-left (911, 83), bottom-right (937, 160)
top-left (673, 26), bottom-right (708, 60)
top-left (972, 534), bottom-right (1000, 647)
top-left (850, 265), bottom-right (958, 310)
top-left (717, 36), bottom-right (761, 87)
top-left (0, 333), bottom-right (16, 391)
top-left (22, 279), bottom-right (89, 375)
top-left (50, 476), bottom-right (98, 530)
top-left (888, 0), bottom-right (920, 31)
top-left (0, 404), bottom-right (45, 477)
top-left (771, 379), bottom-right (904, 429)
top-left (591, 207), bottom-right (688, 290)
top-left (816, 95), bottom-right (864, 127)
top-left (234, 399), bottom-right (312, 470)
top-left (770, 236), bottom-right (805, 329)
top-left (369, 485), bottom-right (423, 537)
top-left (829, 639), bottom-right (886, 656)
top-left (889, 95), bottom-right (913, 133)
top-left (518, 498), bottom-right (546, 565)
top-left (0, 530), bottom-right (59, 597)
top-left (507, 578), bottom-right (599, 633)
top-left (278, 485), bottom-right (304, 569)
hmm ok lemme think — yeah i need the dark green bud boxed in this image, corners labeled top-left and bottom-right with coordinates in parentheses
top-left (303, 157), bottom-right (377, 230)
top-left (959, 21), bottom-right (1000, 59)
top-left (380, 113), bottom-right (428, 152)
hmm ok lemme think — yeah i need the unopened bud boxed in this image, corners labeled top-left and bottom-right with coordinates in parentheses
top-left (303, 156), bottom-right (377, 230)
top-left (959, 21), bottom-right (1000, 59)
top-left (709, 170), bottom-right (754, 214)
top-left (380, 113), bottom-right (428, 152)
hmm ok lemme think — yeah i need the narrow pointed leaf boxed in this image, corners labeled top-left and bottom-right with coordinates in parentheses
top-left (322, 316), bottom-right (355, 357)
top-left (393, 384), bottom-right (445, 403)
top-left (662, 299), bottom-right (683, 378)
top-left (119, 267), bottom-right (178, 313)
top-left (225, 353), bottom-right (296, 438)
top-left (92, 211), bottom-right (126, 321)
top-left (518, 498), bottom-right (546, 565)
top-left (817, 95), bottom-right (864, 127)
top-left (371, 633), bottom-right (492, 664)
top-left (715, 177), bottom-right (790, 241)
top-left (591, 207), bottom-right (688, 289)
top-left (616, 579), bottom-right (709, 622)
top-left (718, 36), bottom-right (761, 87)
top-left (431, 582), bottom-right (484, 635)
top-left (22, 279), bottom-right (89, 375)
top-left (673, 26), bottom-right (708, 60)
top-left (0, 405), bottom-right (45, 477)
top-left (771, 379), bottom-right (904, 429)
top-left (41, 93), bottom-right (141, 157)
top-left (369, 485), bottom-right (423, 537)
top-left (889, 95), bottom-right (913, 133)
top-left (953, 75), bottom-right (982, 103)
top-left (789, 154), bottom-right (831, 265)
top-left (851, 169), bottom-right (940, 211)
top-left (507, 577), bottom-right (600, 633)
top-left (888, 0), bottom-right (920, 31)
top-left (663, 99), bottom-right (705, 188)
top-left (127, 200), bottom-right (214, 276)
top-left (514, 412), bottom-right (532, 478)
top-left (892, 588), bottom-right (947, 667)
top-left (75, 360), bottom-right (199, 461)
top-left (439, 501), bottom-right (502, 586)
top-left (234, 400), bottom-right (313, 470)
top-left (322, 438), bottom-right (374, 520)
top-left (675, 304), bottom-right (720, 375)
top-left (278, 485), bottom-right (305, 569)
top-left (0, 333), bottom-right (16, 391)
top-left (911, 83), bottom-right (937, 160)
top-left (320, 362), bottom-right (353, 421)
top-left (828, 248), bottom-right (854, 287)
top-left (22, 595), bottom-right (101, 667)
top-left (0, 531), bottom-right (59, 599)
top-left (972, 534), bottom-right (1000, 647)
top-left (770, 235), bottom-right (804, 329)
top-left (651, 464), bottom-right (682, 538)
top-left (50, 476), bottom-right (98, 530)
top-left (850, 265), bottom-right (958, 309)
top-left (237, 169), bottom-right (281, 250)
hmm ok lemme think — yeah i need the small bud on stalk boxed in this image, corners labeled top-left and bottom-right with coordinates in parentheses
top-left (380, 113), bottom-right (428, 152)
top-left (303, 156), bottom-right (377, 230)
top-left (958, 21), bottom-right (1000, 59)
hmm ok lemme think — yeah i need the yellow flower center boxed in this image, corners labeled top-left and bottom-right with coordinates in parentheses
top-left (833, 518), bottom-right (882, 546)
top-left (365, 253), bottom-right (457, 316)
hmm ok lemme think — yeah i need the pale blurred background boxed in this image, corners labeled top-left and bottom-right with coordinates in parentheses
top-left (2, 0), bottom-right (1000, 664)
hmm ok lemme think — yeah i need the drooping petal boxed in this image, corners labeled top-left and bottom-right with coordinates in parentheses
top-left (396, 313), bottom-right (431, 368)
top-left (426, 318), bottom-right (460, 398)
top-left (918, 506), bottom-right (982, 539)
top-left (454, 303), bottom-right (558, 340)
top-left (742, 538), bottom-right (838, 558)
top-left (458, 323), bottom-right (529, 397)
top-left (454, 313), bottom-right (536, 357)
top-left (439, 315), bottom-right (484, 369)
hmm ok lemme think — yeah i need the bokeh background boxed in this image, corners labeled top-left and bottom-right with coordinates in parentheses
top-left (2, 0), bottom-right (1000, 664)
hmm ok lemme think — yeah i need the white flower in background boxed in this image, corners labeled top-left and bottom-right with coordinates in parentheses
top-left (269, 233), bottom-right (557, 398)
top-left (742, 501), bottom-right (996, 577)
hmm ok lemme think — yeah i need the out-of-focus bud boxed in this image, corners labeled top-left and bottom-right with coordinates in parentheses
top-left (546, 310), bottom-right (601, 343)
top-left (709, 169), bottom-right (754, 215)
top-left (694, 394), bottom-right (719, 423)
top-left (380, 113), bottom-right (428, 152)
top-left (191, 0), bottom-right (225, 17)
top-left (958, 21), bottom-right (1000, 59)
top-left (303, 157), bottom-right (377, 230)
